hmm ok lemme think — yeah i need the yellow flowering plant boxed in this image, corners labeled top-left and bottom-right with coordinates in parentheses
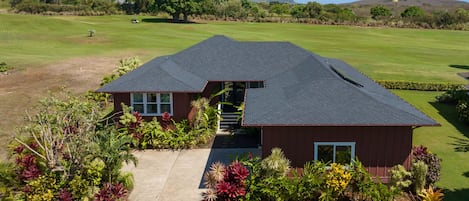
top-left (325, 163), bottom-right (352, 197)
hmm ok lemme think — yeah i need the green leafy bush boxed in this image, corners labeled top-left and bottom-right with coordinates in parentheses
top-left (435, 88), bottom-right (469, 124)
top-left (401, 6), bottom-right (425, 18)
top-left (376, 80), bottom-right (463, 91)
top-left (435, 88), bottom-right (468, 104)
top-left (412, 146), bottom-right (442, 187)
top-left (0, 62), bottom-right (12, 73)
top-left (456, 100), bottom-right (469, 122)
top-left (370, 5), bottom-right (391, 20)
top-left (118, 102), bottom-right (217, 150)
top-left (13, 1), bottom-right (118, 15)
top-left (389, 165), bottom-right (412, 192)
top-left (205, 150), bottom-right (403, 201)
top-left (2, 92), bottom-right (136, 200)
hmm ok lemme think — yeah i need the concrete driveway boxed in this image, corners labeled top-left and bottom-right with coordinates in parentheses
top-left (123, 148), bottom-right (260, 201)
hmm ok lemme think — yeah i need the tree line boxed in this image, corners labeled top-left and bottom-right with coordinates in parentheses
top-left (9, 0), bottom-right (469, 30)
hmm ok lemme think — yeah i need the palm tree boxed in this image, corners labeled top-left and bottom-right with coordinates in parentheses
top-left (94, 127), bottom-right (138, 183)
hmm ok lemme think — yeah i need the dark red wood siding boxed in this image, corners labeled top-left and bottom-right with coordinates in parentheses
top-left (112, 93), bottom-right (130, 113)
top-left (262, 126), bottom-right (413, 182)
top-left (173, 93), bottom-right (194, 121)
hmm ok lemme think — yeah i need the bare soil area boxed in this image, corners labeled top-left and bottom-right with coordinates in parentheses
top-left (0, 55), bottom-right (125, 161)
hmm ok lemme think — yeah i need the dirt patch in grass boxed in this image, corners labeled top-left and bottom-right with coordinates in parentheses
top-left (0, 55), bottom-right (125, 160)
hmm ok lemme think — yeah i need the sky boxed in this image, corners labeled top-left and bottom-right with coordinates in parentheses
top-left (295, 0), bottom-right (469, 4)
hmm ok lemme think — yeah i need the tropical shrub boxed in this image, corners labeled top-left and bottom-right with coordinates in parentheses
top-left (412, 160), bottom-right (428, 193)
top-left (401, 6), bottom-right (425, 18)
top-left (118, 97), bottom-right (218, 149)
top-left (1, 92), bottom-right (136, 200)
top-left (206, 149), bottom-right (403, 201)
top-left (456, 100), bottom-right (469, 123)
top-left (435, 88), bottom-right (468, 104)
top-left (323, 163), bottom-right (352, 199)
top-left (203, 161), bottom-right (249, 201)
top-left (370, 5), bottom-right (391, 20)
top-left (93, 128), bottom-right (137, 184)
top-left (260, 147), bottom-right (290, 177)
top-left (412, 146), bottom-right (442, 187)
top-left (389, 165), bottom-right (412, 192)
top-left (418, 185), bottom-right (444, 201)
top-left (0, 162), bottom-right (18, 199)
top-left (349, 160), bottom-right (397, 201)
top-left (0, 62), bottom-right (12, 73)
top-left (376, 80), bottom-right (463, 91)
top-left (435, 88), bottom-right (469, 123)
top-left (94, 182), bottom-right (128, 201)
top-left (13, 1), bottom-right (119, 15)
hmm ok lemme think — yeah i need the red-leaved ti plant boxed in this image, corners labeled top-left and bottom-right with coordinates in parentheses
top-left (203, 160), bottom-right (249, 201)
top-left (161, 112), bottom-right (173, 130)
top-left (94, 182), bottom-right (128, 201)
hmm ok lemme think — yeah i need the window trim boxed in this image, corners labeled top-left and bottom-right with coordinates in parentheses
top-left (130, 93), bottom-right (173, 116)
top-left (314, 142), bottom-right (356, 164)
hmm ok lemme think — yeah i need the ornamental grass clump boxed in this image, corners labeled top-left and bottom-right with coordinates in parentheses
top-left (261, 148), bottom-right (290, 177)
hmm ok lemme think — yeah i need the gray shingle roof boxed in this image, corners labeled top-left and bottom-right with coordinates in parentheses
top-left (243, 58), bottom-right (438, 126)
top-left (98, 35), bottom-right (438, 126)
top-left (97, 57), bottom-right (207, 92)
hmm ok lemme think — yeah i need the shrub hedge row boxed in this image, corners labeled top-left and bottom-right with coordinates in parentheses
top-left (14, 2), bottom-right (119, 15)
top-left (376, 80), bottom-right (464, 91)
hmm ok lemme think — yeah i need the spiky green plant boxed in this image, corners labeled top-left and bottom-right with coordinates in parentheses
top-left (209, 161), bottom-right (226, 182)
top-left (412, 161), bottom-right (428, 193)
top-left (191, 97), bottom-right (210, 129)
top-left (261, 148), bottom-right (291, 178)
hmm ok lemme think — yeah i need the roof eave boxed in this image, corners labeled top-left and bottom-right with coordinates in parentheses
top-left (94, 89), bottom-right (204, 93)
top-left (241, 122), bottom-right (441, 127)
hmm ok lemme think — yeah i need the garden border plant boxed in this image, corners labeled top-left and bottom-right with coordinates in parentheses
top-left (0, 91), bottom-right (137, 200)
top-left (117, 97), bottom-right (220, 150)
top-left (202, 146), bottom-right (444, 201)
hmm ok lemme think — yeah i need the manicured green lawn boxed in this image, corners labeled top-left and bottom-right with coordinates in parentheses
top-left (1, 13), bottom-right (468, 83)
top-left (1, 13), bottom-right (469, 198)
top-left (393, 90), bottom-right (469, 200)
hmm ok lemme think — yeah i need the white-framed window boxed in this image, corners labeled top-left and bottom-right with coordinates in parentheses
top-left (130, 93), bottom-right (173, 115)
top-left (314, 142), bottom-right (355, 165)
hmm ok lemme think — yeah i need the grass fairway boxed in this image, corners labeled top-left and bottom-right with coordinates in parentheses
top-left (393, 90), bottom-right (469, 200)
top-left (1, 14), bottom-right (469, 82)
top-left (1, 14), bottom-right (469, 197)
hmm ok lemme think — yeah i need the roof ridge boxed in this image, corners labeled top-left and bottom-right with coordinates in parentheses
top-left (160, 57), bottom-right (207, 92)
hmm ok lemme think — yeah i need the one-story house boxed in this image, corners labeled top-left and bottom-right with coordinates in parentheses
top-left (97, 35), bottom-right (439, 181)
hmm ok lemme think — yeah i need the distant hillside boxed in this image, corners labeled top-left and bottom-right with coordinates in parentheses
top-left (252, 0), bottom-right (296, 4)
top-left (348, 0), bottom-right (469, 6)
